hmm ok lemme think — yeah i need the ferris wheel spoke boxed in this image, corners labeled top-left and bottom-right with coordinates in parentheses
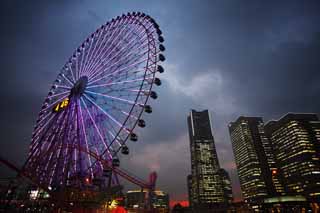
top-left (80, 97), bottom-right (113, 159)
top-left (112, 63), bottom-right (155, 80)
top-left (48, 90), bottom-right (70, 99)
top-left (92, 67), bottom-right (153, 93)
top-left (87, 88), bottom-right (147, 105)
top-left (88, 55), bottom-right (147, 84)
top-left (28, 118), bottom-right (59, 161)
top-left (87, 35), bottom-right (148, 80)
top-left (86, 22), bottom-right (143, 77)
top-left (81, 30), bottom-right (106, 78)
top-left (78, 99), bottom-right (95, 177)
top-left (93, 100), bottom-right (126, 151)
top-left (79, 50), bottom-right (89, 79)
top-left (79, 36), bottom-right (95, 77)
top-left (86, 77), bottom-right (150, 89)
top-left (66, 63), bottom-right (77, 83)
top-left (85, 18), bottom-right (136, 76)
top-left (83, 23), bottom-right (122, 76)
top-left (78, 49), bottom-right (86, 78)
top-left (86, 23), bottom-right (149, 79)
top-left (82, 94), bottom-right (130, 133)
top-left (88, 57), bottom-right (149, 85)
top-left (60, 72), bottom-right (75, 86)
top-left (93, 147), bottom-right (104, 170)
top-left (49, 109), bottom-right (74, 185)
top-left (90, 41), bottom-right (149, 79)
top-left (85, 27), bottom-right (127, 76)
top-left (84, 90), bottom-right (139, 106)
top-left (60, 102), bottom-right (78, 183)
top-left (31, 113), bottom-right (58, 145)
top-left (88, 48), bottom-right (147, 84)
top-left (93, 98), bottom-right (136, 146)
top-left (35, 111), bottom-right (55, 127)
top-left (28, 109), bottom-right (68, 175)
top-left (105, 67), bottom-right (147, 83)
top-left (44, 111), bottom-right (70, 165)
top-left (105, 110), bottom-right (137, 151)
top-left (74, 54), bottom-right (81, 81)
top-left (107, 131), bottom-right (123, 149)
top-left (57, 85), bottom-right (72, 90)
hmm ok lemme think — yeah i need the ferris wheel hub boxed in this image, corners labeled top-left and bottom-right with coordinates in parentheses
top-left (70, 76), bottom-right (88, 98)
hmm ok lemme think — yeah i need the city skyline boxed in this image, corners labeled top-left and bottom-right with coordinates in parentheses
top-left (1, 0), bottom-right (320, 204)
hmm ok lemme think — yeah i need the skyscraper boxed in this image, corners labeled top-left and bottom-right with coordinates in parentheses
top-left (218, 168), bottom-right (233, 204)
top-left (187, 109), bottom-right (224, 208)
top-left (265, 113), bottom-right (320, 202)
top-left (228, 117), bottom-right (281, 204)
top-left (187, 175), bottom-right (193, 208)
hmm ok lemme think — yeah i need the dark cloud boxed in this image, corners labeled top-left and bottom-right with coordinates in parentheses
top-left (1, 0), bottom-right (320, 201)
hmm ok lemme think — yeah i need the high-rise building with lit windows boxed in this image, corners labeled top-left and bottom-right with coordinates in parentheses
top-left (187, 174), bottom-right (193, 208)
top-left (265, 113), bottom-right (320, 201)
top-left (228, 117), bottom-right (282, 204)
top-left (187, 109), bottom-right (224, 208)
top-left (218, 168), bottom-right (233, 204)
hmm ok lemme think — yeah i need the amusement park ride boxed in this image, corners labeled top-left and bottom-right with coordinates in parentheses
top-left (1, 12), bottom-right (165, 211)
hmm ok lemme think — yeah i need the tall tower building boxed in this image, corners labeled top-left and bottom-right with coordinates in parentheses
top-left (187, 109), bottom-right (224, 208)
top-left (228, 117), bottom-right (282, 204)
top-left (187, 175), bottom-right (193, 208)
top-left (218, 168), bottom-right (233, 204)
top-left (265, 113), bottom-right (320, 201)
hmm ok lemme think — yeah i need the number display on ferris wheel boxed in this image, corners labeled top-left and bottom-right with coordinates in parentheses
top-left (24, 12), bottom-right (165, 188)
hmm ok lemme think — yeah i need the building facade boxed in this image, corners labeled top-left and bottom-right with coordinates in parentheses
top-left (265, 113), bottom-right (320, 202)
top-left (218, 168), bottom-right (233, 204)
top-left (187, 174), bottom-right (193, 208)
top-left (187, 109), bottom-right (225, 208)
top-left (228, 117), bottom-right (281, 204)
top-left (126, 189), bottom-right (169, 212)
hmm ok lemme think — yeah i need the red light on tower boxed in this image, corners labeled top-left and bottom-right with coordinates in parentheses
top-left (272, 170), bottom-right (277, 175)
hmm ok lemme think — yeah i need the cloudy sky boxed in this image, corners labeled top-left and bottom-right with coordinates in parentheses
top-left (1, 0), bottom-right (320, 202)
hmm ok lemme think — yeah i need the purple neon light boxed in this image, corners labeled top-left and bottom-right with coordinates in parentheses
top-left (78, 99), bottom-right (94, 178)
top-left (80, 97), bottom-right (113, 159)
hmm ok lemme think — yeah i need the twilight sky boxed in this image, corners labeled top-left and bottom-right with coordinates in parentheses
top-left (1, 0), bottom-right (320, 202)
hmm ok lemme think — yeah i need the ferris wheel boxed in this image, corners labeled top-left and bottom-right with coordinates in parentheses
top-left (23, 12), bottom-right (165, 189)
